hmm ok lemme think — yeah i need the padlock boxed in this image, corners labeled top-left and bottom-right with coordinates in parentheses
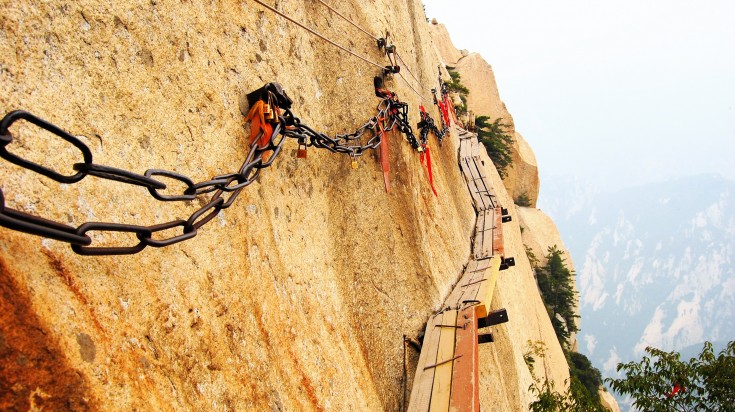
top-left (263, 103), bottom-right (275, 121)
top-left (351, 158), bottom-right (358, 169)
top-left (297, 142), bottom-right (307, 159)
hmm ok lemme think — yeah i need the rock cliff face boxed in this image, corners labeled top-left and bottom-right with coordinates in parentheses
top-left (518, 206), bottom-right (580, 351)
top-left (428, 24), bottom-right (540, 207)
top-left (2, 1), bottom-right (575, 410)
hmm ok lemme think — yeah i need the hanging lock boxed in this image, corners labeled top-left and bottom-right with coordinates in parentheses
top-left (263, 103), bottom-right (275, 121)
top-left (297, 140), bottom-right (307, 159)
top-left (350, 155), bottom-right (358, 170)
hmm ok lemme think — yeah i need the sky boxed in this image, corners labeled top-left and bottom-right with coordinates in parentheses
top-left (422, 0), bottom-right (735, 197)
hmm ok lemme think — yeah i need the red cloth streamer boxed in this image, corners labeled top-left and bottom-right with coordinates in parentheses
top-left (667, 384), bottom-right (684, 399)
top-left (444, 95), bottom-right (457, 124)
top-left (420, 146), bottom-right (437, 197)
top-left (439, 100), bottom-right (450, 128)
top-left (379, 117), bottom-right (390, 193)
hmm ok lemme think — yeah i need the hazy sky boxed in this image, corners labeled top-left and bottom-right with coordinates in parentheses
top-left (422, 0), bottom-right (735, 196)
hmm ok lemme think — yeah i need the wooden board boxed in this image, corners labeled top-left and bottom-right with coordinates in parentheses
top-left (473, 209), bottom-right (495, 260)
top-left (429, 310), bottom-right (458, 412)
top-left (471, 139), bottom-right (481, 160)
top-left (464, 157), bottom-right (494, 211)
top-left (461, 161), bottom-right (484, 211)
top-left (492, 207), bottom-right (504, 257)
top-left (408, 314), bottom-right (444, 412)
top-left (449, 307), bottom-right (480, 412)
top-left (475, 256), bottom-right (501, 319)
top-left (444, 259), bottom-right (492, 309)
top-left (408, 126), bottom-right (506, 412)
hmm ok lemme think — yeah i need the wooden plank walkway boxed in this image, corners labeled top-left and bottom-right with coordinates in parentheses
top-left (458, 137), bottom-right (496, 212)
top-left (407, 126), bottom-right (509, 412)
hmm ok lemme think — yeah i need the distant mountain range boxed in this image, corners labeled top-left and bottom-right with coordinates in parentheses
top-left (541, 173), bottom-right (735, 409)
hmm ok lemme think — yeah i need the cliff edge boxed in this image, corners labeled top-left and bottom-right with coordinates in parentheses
top-left (1, 2), bottom-right (595, 410)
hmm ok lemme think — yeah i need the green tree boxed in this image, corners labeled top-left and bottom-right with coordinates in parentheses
top-left (607, 341), bottom-right (735, 412)
top-left (445, 69), bottom-right (469, 95)
top-left (537, 246), bottom-right (579, 347)
top-left (475, 116), bottom-right (514, 178)
top-left (525, 341), bottom-right (608, 412)
top-left (568, 351), bottom-right (603, 404)
top-left (445, 69), bottom-right (469, 115)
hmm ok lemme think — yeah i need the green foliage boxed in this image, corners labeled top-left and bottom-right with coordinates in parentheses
top-left (525, 245), bottom-right (539, 269)
top-left (524, 252), bottom-right (607, 412)
top-left (445, 69), bottom-right (469, 116)
top-left (567, 351), bottom-right (603, 404)
top-left (446, 70), bottom-right (470, 95)
top-left (529, 377), bottom-right (608, 412)
top-left (525, 341), bottom-right (609, 412)
top-left (607, 341), bottom-right (735, 412)
top-left (524, 340), bottom-right (547, 375)
top-left (537, 246), bottom-right (579, 348)
top-left (515, 192), bottom-right (532, 207)
top-left (475, 116), bottom-right (514, 178)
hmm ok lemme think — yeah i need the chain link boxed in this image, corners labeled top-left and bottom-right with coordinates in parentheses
top-left (417, 109), bottom-right (446, 147)
top-left (0, 83), bottom-right (425, 255)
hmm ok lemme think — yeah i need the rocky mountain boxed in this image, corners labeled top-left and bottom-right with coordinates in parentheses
top-left (0, 2), bottom-right (583, 411)
top-left (545, 174), bottom-right (735, 392)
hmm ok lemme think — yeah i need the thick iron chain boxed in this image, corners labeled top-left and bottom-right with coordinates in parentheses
top-left (417, 111), bottom-right (446, 146)
top-left (0, 84), bottom-right (419, 255)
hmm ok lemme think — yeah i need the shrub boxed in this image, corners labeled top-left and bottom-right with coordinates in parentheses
top-left (537, 246), bottom-right (579, 348)
top-left (475, 116), bottom-right (514, 178)
top-left (445, 69), bottom-right (469, 116)
top-left (515, 192), bottom-right (532, 207)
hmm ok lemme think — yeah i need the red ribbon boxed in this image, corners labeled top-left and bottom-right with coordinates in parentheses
top-left (420, 145), bottom-right (437, 197)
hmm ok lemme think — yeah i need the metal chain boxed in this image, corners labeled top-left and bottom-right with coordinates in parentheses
top-left (417, 109), bottom-right (446, 146)
top-left (281, 97), bottom-right (394, 157)
top-left (0, 83), bottom-right (420, 255)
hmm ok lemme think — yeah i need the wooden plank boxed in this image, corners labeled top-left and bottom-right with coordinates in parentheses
top-left (459, 135), bottom-right (472, 159)
top-left (465, 169), bottom-right (484, 211)
top-left (449, 307), bottom-right (480, 412)
top-left (429, 310), bottom-right (458, 412)
top-left (407, 314), bottom-right (444, 412)
top-left (471, 139), bottom-right (481, 159)
top-left (472, 209), bottom-right (486, 259)
top-left (474, 209), bottom-right (494, 259)
top-left (445, 259), bottom-right (492, 308)
top-left (470, 160), bottom-right (494, 211)
top-left (465, 158), bottom-right (493, 211)
top-left (475, 256), bottom-right (501, 319)
top-left (461, 160), bottom-right (484, 211)
top-left (444, 261), bottom-right (477, 308)
top-left (493, 207), bottom-right (504, 257)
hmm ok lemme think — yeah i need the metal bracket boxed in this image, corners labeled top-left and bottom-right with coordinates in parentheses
top-left (499, 257), bottom-right (515, 270)
top-left (478, 308), bottom-right (509, 328)
top-left (246, 83), bottom-right (293, 110)
top-left (478, 332), bottom-right (494, 344)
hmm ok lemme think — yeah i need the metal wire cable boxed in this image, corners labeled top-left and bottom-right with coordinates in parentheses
top-left (310, 0), bottom-right (431, 101)
top-left (397, 72), bottom-right (432, 103)
top-left (253, 0), bottom-right (386, 71)
top-left (314, 0), bottom-right (379, 41)
top-left (395, 52), bottom-right (422, 85)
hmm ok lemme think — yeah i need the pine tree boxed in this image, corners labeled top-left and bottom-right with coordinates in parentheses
top-left (475, 116), bottom-right (514, 178)
top-left (537, 246), bottom-right (579, 347)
